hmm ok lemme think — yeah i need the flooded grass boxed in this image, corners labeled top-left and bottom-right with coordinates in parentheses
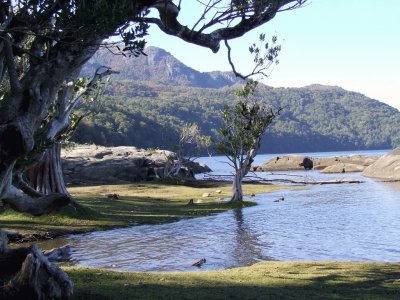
top-left (0, 180), bottom-right (292, 238)
top-left (65, 261), bottom-right (400, 300)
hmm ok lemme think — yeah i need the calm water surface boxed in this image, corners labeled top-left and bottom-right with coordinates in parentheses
top-left (44, 150), bottom-right (400, 271)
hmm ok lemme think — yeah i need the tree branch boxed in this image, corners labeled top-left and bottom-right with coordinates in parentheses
top-left (147, 0), bottom-right (305, 53)
top-left (2, 34), bottom-right (21, 94)
top-left (13, 172), bottom-right (44, 198)
top-left (2, 185), bottom-right (70, 216)
top-left (46, 66), bottom-right (118, 139)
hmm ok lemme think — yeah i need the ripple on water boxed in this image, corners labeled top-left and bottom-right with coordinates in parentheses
top-left (54, 156), bottom-right (400, 272)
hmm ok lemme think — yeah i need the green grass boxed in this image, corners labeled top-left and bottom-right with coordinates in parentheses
top-left (65, 261), bottom-right (400, 299)
top-left (0, 180), bottom-right (293, 238)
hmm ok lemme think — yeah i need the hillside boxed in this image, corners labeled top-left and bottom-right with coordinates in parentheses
top-left (74, 48), bottom-right (400, 154)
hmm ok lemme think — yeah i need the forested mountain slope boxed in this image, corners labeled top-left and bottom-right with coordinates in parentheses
top-left (73, 82), bottom-right (400, 153)
top-left (74, 47), bottom-right (400, 153)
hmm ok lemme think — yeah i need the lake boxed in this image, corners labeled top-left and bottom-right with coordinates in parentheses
top-left (43, 149), bottom-right (400, 272)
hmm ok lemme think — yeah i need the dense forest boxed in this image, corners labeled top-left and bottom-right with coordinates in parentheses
top-left (74, 47), bottom-right (400, 154)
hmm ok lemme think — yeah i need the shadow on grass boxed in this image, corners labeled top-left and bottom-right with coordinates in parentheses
top-left (68, 264), bottom-right (400, 300)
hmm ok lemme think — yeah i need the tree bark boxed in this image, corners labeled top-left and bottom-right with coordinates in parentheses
top-left (26, 143), bottom-right (70, 197)
top-left (2, 185), bottom-right (70, 216)
top-left (231, 169), bottom-right (245, 202)
top-left (0, 232), bottom-right (73, 300)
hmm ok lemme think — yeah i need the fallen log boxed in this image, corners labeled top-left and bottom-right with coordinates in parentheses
top-left (0, 231), bottom-right (73, 300)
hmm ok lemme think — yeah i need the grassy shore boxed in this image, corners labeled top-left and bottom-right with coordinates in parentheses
top-left (65, 261), bottom-right (400, 299)
top-left (2, 180), bottom-right (399, 299)
top-left (0, 180), bottom-right (292, 238)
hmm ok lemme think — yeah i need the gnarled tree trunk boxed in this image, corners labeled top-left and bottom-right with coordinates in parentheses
top-left (26, 143), bottom-right (69, 197)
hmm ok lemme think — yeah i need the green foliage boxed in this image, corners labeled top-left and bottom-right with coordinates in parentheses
top-left (249, 34), bottom-right (281, 68)
top-left (70, 81), bottom-right (400, 153)
top-left (215, 80), bottom-right (277, 163)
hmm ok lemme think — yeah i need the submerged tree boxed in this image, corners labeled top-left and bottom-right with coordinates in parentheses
top-left (0, 1), bottom-right (305, 298)
top-left (216, 80), bottom-right (279, 202)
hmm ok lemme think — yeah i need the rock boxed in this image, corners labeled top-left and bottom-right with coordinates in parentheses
top-left (314, 155), bottom-right (377, 170)
top-left (215, 190), bottom-right (222, 194)
top-left (185, 160), bottom-right (212, 173)
top-left (255, 155), bottom-right (306, 171)
top-left (202, 193), bottom-right (211, 197)
top-left (255, 154), bottom-right (378, 172)
top-left (321, 163), bottom-right (366, 173)
top-left (363, 147), bottom-right (400, 181)
top-left (61, 145), bottom-right (212, 185)
top-left (299, 157), bottom-right (313, 170)
top-left (192, 258), bottom-right (206, 267)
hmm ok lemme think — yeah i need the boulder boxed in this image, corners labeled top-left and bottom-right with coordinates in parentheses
top-left (299, 157), bottom-right (313, 170)
top-left (255, 155), bottom-right (306, 171)
top-left (321, 163), bottom-right (366, 173)
top-left (314, 155), bottom-right (377, 170)
top-left (61, 145), bottom-right (211, 185)
top-left (255, 154), bottom-right (378, 172)
top-left (362, 147), bottom-right (400, 181)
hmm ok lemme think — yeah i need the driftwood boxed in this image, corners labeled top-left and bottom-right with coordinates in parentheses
top-left (203, 174), bottom-right (363, 185)
top-left (43, 245), bottom-right (71, 263)
top-left (0, 232), bottom-right (73, 300)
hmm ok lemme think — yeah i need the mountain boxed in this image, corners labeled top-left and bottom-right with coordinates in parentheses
top-left (74, 48), bottom-right (400, 154)
top-left (82, 46), bottom-right (243, 88)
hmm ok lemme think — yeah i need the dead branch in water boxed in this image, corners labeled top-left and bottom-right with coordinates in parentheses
top-left (202, 174), bottom-right (363, 185)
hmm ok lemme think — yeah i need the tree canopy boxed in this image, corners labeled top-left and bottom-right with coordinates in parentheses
top-left (0, 0), bottom-right (306, 211)
top-left (0, 2), bottom-right (306, 297)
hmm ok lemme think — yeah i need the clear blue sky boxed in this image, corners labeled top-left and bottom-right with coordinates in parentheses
top-left (145, 0), bottom-right (400, 110)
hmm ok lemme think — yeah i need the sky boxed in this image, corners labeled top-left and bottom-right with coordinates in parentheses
top-left (145, 0), bottom-right (400, 110)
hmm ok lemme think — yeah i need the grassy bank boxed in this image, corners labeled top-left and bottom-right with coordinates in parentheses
top-left (65, 261), bottom-right (400, 299)
top-left (0, 180), bottom-right (293, 238)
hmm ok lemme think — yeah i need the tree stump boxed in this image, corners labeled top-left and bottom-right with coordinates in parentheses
top-left (0, 232), bottom-right (73, 300)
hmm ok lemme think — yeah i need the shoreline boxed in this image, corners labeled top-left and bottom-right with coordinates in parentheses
top-left (2, 180), bottom-right (295, 244)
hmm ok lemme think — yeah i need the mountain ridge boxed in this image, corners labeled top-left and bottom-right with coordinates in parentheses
top-left (82, 46), bottom-right (244, 88)
top-left (75, 47), bottom-right (400, 153)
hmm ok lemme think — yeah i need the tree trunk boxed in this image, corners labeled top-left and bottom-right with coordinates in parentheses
top-left (25, 143), bottom-right (70, 197)
top-left (231, 170), bottom-right (245, 202)
top-left (0, 232), bottom-right (73, 300)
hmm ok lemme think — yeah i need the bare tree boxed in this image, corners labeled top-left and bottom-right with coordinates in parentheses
top-left (165, 122), bottom-right (211, 177)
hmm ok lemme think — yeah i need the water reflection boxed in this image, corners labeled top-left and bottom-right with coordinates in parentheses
top-left (32, 151), bottom-right (400, 272)
top-left (231, 208), bottom-right (273, 266)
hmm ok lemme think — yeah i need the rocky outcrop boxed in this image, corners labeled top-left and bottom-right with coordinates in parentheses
top-left (254, 155), bottom-right (306, 171)
top-left (320, 163), bottom-right (366, 173)
top-left (61, 145), bottom-right (211, 185)
top-left (255, 154), bottom-right (378, 173)
top-left (362, 147), bottom-right (400, 181)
